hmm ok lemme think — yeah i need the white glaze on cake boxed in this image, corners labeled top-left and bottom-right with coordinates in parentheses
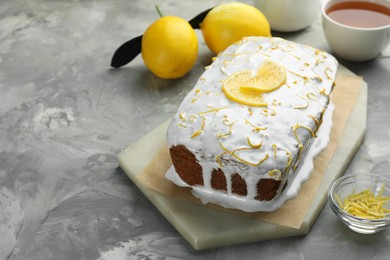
top-left (166, 37), bottom-right (338, 209)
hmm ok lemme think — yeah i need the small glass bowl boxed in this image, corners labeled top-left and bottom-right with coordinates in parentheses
top-left (328, 174), bottom-right (390, 234)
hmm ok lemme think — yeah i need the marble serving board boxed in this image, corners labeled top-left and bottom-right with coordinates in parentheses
top-left (118, 69), bottom-right (367, 250)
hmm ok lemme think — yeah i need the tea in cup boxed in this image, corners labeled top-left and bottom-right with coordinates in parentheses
top-left (322, 0), bottom-right (390, 61)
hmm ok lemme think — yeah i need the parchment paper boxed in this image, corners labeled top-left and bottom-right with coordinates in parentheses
top-left (136, 73), bottom-right (363, 229)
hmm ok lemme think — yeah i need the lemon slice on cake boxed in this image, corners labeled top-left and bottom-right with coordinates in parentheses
top-left (223, 70), bottom-right (268, 107)
top-left (223, 61), bottom-right (286, 106)
top-left (243, 60), bottom-right (286, 93)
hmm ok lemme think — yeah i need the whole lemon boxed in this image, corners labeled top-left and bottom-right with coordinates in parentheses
top-left (201, 2), bottom-right (271, 54)
top-left (141, 16), bottom-right (198, 79)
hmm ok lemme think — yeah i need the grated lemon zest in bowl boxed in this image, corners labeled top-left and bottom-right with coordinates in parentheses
top-left (335, 184), bottom-right (390, 219)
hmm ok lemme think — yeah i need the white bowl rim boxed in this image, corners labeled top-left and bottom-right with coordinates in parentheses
top-left (322, 0), bottom-right (390, 31)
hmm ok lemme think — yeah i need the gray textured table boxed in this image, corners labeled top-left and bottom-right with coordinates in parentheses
top-left (1, 0), bottom-right (389, 259)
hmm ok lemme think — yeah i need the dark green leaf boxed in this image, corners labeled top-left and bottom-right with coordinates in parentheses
top-left (110, 35), bottom-right (143, 68)
top-left (188, 7), bottom-right (213, 29)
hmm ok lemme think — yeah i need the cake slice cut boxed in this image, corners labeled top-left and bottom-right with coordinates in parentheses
top-left (166, 37), bottom-right (338, 209)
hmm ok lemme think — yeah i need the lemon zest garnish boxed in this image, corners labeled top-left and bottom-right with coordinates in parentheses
top-left (198, 106), bottom-right (229, 115)
top-left (306, 92), bottom-right (318, 101)
top-left (319, 88), bottom-right (330, 97)
top-left (270, 109), bottom-right (276, 116)
top-left (315, 49), bottom-right (327, 58)
top-left (272, 99), bottom-right (281, 106)
top-left (223, 118), bottom-right (234, 126)
top-left (313, 109), bottom-right (325, 135)
top-left (324, 67), bottom-right (333, 80)
top-left (179, 112), bottom-right (186, 122)
top-left (269, 169), bottom-right (282, 179)
top-left (288, 70), bottom-right (307, 80)
top-left (232, 52), bottom-right (253, 57)
top-left (308, 114), bottom-right (320, 126)
top-left (292, 123), bottom-right (317, 144)
top-left (261, 53), bottom-right (271, 58)
top-left (291, 123), bottom-right (317, 164)
top-left (337, 186), bottom-right (390, 219)
top-left (191, 130), bottom-right (202, 138)
top-left (190, 116), bottom-right (206, 138)
top-left (313, 76), bottom-right (323, 83)
top-left (192, 90), bottom-right (211, 103)
top-left (245, 119), bottom-right (268, 132)
top-left (216, 119), bottom-right (234, 138)
top-left (178, 123), bottom-right (187, 128)
top-left (282, 147), bottom-right (293, 173)
top-left (217, 141), bottom-right (269, 167)
top-left (189, 115), bottom-right (197, 122)
top-left (235, 153), bottom-right (269, 167)
top-left (261, 108), bottom-right (276, 116)
top-left (272, 144), bottom-right (277, 158)
top-left (292, 54), bottom-right (302, 60)
top-left (221, 52), bottom-right (253, 57)
top-left (294, 95), bottom-right (309, 109)
top-left (315, 59), bottom-right (324, 66)
top-left (247, 137), bottom-right (263, 149)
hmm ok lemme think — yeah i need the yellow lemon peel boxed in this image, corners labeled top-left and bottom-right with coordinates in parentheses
top-left (336, 186), bottom-right (390, 219)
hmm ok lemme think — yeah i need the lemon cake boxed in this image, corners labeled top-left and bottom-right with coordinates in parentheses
top-left (166, 36), bottom-right (338, 209)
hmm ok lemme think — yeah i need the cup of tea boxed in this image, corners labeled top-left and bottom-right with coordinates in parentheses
top-left (322, 0), bottom-right (390, 62)
top-left (254, 0), bottom-right (320, 32)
